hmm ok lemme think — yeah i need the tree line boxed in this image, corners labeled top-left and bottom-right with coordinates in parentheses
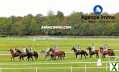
top-left (0, 11), bottom-right (119, 36)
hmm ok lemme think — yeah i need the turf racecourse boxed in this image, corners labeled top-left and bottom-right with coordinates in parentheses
top-left (0, 36), bottom-right (119, 72)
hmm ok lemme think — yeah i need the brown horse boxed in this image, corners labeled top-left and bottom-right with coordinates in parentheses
top-left (9, 48), bottom-right (38, 61)
top-left (25, 48), bottom-right (39, 61)
top-left (86, 47), bottom-right (99, 58)
top-left (46, 48), bottom-right (65, 60)
top-left (9, 48), bottom-right (23, 61)
top-left (99, 47), bottom-right (115, 58)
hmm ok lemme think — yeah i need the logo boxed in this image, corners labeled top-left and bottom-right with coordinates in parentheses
top-left (93, 5), bottom-right (103, 15)
top-left (110, 63), bottom-right (118, 72)
top-left (81, 5), bottom-right (115, 23)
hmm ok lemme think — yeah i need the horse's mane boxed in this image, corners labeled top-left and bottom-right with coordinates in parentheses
top-left (87, 47), bottom-right (92, 50)
top-left (16, 49), bottom-right (22, 53)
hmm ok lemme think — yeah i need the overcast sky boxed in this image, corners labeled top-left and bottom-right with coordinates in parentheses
top-left (0, 0), bottom-right (119, 17)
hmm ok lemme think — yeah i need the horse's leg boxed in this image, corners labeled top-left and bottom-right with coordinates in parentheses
top-left (11, 57), bottom-right (13, 61)
top-left (54, 56), bottom-right (56, 60)
top-left (102, 55), bottom-right (103, 58)
top-left (96, 53), bottom-right (99, 58)
top-left (60, 55), bottom-right (63, 60)
top-left (61, 55), bottom-right (64, 60)
top-left (102, 54), bottom-right (105, 58)
top-left (27, 56), bottom-right (30, 61)
top-left (29, 56), bottom-right (31, 61)
top-left (12, 57), bottom-right (15, 61)
top-left (81, 54), bottom-right (82, 59)
top-left (51, 55), bottom-right (54, 60)
top-left (61, 54), bottom-right (64, 60)
top-left (57, 56), bottom-right (59, 60)
top-left (62, 53), bottom-right (65, 60)
top-left (52, 56), bottom-right (55, 60)
top-left (28, 56), bottom-right (31, 61)
top-left (19, 56), bottom-right (21, 61)
top-left (31, 56), bottom-right (34, 61)
top-left (104, 55), bottom-right (105, 58)
top-left (11, 57), bottom-right (15, 61)
top-left (27, 56), bottom-right (29, 61)
top-left (84, 54), bottom-right (86, 59)
top-left (22, 57), bottom-right (25, 61)
top-left (90, 54), bottom-right (92, 58)
top-left (84, 54), bottom-right (85, 59)
top-left (26, 56), bottom-right (28, 61)
top-left (29, 56), bottom-right (33, 61)
top-left (50, 55), bottom-right (52, 60)
top-left (20, 56), bottom-right (24, 61)
top-left (34, 56), bottom-right (38, 61)
top-left (59, 56), bottom-right (61, 60)
top-left (76, 54), bottom-right (78, 59)
top-left (61, 56), bottom-right (63, 60)
top-left (96, 54), bottom-right (97, 58)
top-left (52, 56), bottom-right (54, 60)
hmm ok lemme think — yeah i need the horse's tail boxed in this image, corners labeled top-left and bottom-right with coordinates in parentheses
top-left (111, 50), bottom-right (115, 56)
top-left (60, 51), bottom-right (65, 57)
top-left (34, 51), bottom-right (38, 60)
top-left (86, 52), bottom-right (88, 56)
top-left (84, 51), bottom-right (88, 56)
top-left (63, 52), bottom-right (65, 57)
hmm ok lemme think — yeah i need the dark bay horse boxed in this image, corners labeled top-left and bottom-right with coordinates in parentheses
top-left (46, 48), bottom-right (65, 60)
top-left (71, 47), bottom-right (88, 59)
top-left (14, 48), bottom-right (28, 61)
top-left (9, 48), bottom-right (28, 61)
top-left (9, 49), bottom-right (21, 61)
top-left (99, 47), bottom-right (115, 58)
top-left (86, 47), bottom-right (99, 58)
top-left (25, 48), bottom-right (39, 61)
top-left (11, 48), bottom-right (31, 61)
top-left (9, 48), bottom-right (38, 61)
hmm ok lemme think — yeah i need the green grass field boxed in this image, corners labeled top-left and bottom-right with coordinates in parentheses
top-left (0, 36), bottom-right (119, 72)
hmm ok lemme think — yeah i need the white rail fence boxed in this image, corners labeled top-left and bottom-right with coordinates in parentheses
top-left (0, 61), bottom-right (113, 72)
top-left (0, 65), bottom-right (109, 72)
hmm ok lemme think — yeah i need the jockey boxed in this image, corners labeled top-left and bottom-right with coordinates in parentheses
top-left (77, 44), bottom-right (81, 51)
top-left (46, 48), bottom-right (50, 52)
top-left (54, 46), bottom-right (59, 52)
top-left (23, 48), bottom-right (26, 53)
top-left (92, 46), bottom-right (95, 52)
top-left (103, 44), bottom-right (108, 52)
top-left (46, 48), bottom-right (50, 55)
top-left (14, 48), bottom-right (16, 53)
top-left (92, 44), bottom-right (96, 52)
top-left (103, 48), bottom-right (107, 52)
top-left (27, 47), bottom-right (33, 53)
top-left (29, 47), bottom-right (33, 53)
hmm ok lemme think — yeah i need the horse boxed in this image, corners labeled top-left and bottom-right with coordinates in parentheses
top-left (9, 48), bottom-right (38, 61)
top-left (46, 48), bottom-right (65, 60)
top-left (86, 47), bottom-right (99, 58)
top-left (25, 48), bottom-right (38, 61)
top-left (9, 48), bottom-right (21, 61)
top-left (71, 47), bottom-right (88, 59)
top-left (14, 48), bottom-right (29, 61)
top-left (99, 47), bottom-right (115, 58)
